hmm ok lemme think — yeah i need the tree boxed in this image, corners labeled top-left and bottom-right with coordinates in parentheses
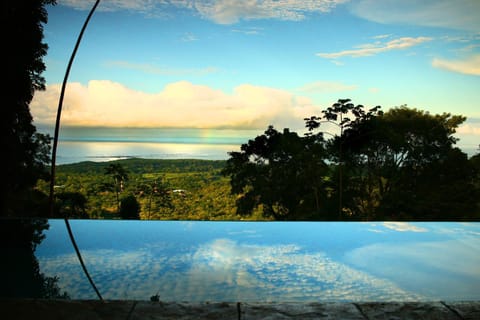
top-left (332, 106), bottom-right (470, 220)
top-left (305, 100), bottom-right (475, 220)
top-left (135, 178), bottom-right (172, 219)
top-left (119, 195), bottom-right (141, 220)
top-left (2, 1), bottom-right (57, 216)
top-left (223, 126), bottom-right (330, 220)
top-left (55, 192), bottom-right (89, 219)
top-left (104, 163), bottom-right (129, 213)
top-left (470, 148), bottom-right (480, 216)
top-left (305, 99), bottom-right (383, 219)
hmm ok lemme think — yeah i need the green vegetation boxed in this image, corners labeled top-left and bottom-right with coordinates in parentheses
top-left (36, 159), bottom-right (264, 220)
top-left (35, 102), bottom-right (480, 221)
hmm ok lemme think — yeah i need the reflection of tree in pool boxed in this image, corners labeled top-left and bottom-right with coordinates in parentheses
top-left (0, 219), bottom-right (69, 299)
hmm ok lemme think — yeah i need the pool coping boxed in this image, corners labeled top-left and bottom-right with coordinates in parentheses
top-left (1, 299), bottom-right (479, 319)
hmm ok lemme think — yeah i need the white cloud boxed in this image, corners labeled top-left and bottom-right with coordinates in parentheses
top-left (432, 54), bottom-right (480, 76)
top-left (349, 0), bottom-right (480, 32)
top-left (383, 222), bottom-right (428, 232)
top-left (372, 34), bottom-right (391, 40)
top-left (39, 238), bottom-right (424, 301)
top-left (317, 37), bottom-right (432, 59)
top-left (31, 80), bottom-right (319, 129)
top-left (59, 0), bottom-right (348, 24)
top-left (231, 27), bottom-right (264, 35)
top-left (345, 238), bottom-right (480, 299)
top-left (181, 32), bottom-right (199, 42)
top-left (458, 123), bottom-right (480, 135)
top-left (191, 0), bottom-right (348, 24)
top-left (59, 0), bottom-right (158, 14)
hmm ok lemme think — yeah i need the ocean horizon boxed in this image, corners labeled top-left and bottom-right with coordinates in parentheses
top-left (36, 126), bottom-right (479, 165)
top-left (37, 126), bottom-right (263, 165)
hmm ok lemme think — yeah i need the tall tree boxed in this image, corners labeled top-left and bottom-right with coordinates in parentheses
top-left (135, 178), bottom-right (172, 219)
top-left (104, 163), bottom-right (129, 213)
top-left (2, 1), bottom-right (56, 216)
top-left (374, 108), bottom-right (474, 219)
top-left (335, 106), bottom-right (470, 219)
top-left (223, 126), bottom-right (330, 220)
top-left (305, 99), bottom-right (383, 219)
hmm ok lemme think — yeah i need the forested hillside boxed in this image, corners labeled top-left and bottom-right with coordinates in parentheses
top-left (36, 159), bottom-right (265, 220)
top-left (35, 102), bottom-right (480, 222)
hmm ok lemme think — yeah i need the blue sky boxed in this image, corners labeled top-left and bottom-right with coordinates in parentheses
top-left (31, 0), bottom-right (479, 150)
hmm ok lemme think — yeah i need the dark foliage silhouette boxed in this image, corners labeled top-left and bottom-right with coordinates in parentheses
top-left (224, 100), bottom-right (480, 221)
top-left (0, 219), bottom-right (68, 299)
top-left (2, 1), bottom-right (56, 217)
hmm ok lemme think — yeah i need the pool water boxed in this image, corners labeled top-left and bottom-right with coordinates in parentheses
top-left (35, 220), bottom-right (480, 302)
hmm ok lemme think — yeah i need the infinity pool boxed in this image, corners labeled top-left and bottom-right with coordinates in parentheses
top-left (34, 220), bottom-right (479, 302)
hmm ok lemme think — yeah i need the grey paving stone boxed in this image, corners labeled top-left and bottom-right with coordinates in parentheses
top-left (241, 302), bottom-right (365, 319)
top-left (444, 301), bottom-right (480, 320)
top-left (356, 301), bottom-right (460, 320)
top-left (130, 301), bottom-right (239, 320)
top-left (1, 299), bottom-right (135, 320)
top-left (3, 300), bottom-right (480, 319)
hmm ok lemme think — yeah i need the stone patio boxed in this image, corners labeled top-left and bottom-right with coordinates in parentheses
top-left (1, 300), bottom-right (479, 319)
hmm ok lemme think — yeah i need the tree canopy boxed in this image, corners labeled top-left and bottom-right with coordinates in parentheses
top-left (2, 1), bottom-right (56, 216)
top-left (223, 100), bottom-right (479, 221)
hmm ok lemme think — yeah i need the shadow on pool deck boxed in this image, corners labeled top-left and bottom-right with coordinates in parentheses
top-left (1, 300), bottom-right (479, 319)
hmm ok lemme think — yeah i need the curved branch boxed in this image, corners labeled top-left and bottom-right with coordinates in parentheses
top-left (47, 0), bottom-right (103, 301)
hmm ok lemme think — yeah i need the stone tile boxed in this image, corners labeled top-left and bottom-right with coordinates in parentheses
top-left (90, 300), bottom-right (137, 320)
top-left (3, 300), bottom-right (480, 319)
top-left (356, 302), bottom-right (460, 320)
top-left (1, 299), bottom-right (135, 320)
top-left (444, 301), bottom-right (480, 320)
top-left (130, 301), bottom-right (238, 320)
top-left (242, 302), bottom-right (365, 319)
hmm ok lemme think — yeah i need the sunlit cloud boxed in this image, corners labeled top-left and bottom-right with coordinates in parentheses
top-left (316, 37), bottom-right (432, 59)
top-left (349, 0), bottom-right (480, 32)
top-left (432, 54), bottom-right (480, 76)
top-left (383, 222), bottom-right (428, 233)
top-left (59, 0), bottom-right (348, 24)
top-left (31, 80), bottom-right (319, 129)
top-left (458, 123), bottom-right (480, 135)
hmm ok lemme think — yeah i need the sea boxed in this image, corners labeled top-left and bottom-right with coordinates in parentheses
top-left (36, 126), bottom-right (478, 165)
top-left (37, 126), bottom-right (264, 165)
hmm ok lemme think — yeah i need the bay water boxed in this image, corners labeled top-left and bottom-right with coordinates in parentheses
top-left (36, 125), bottom-right (478, 165)
top-left (37, 126), bottom-right (262, 164)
